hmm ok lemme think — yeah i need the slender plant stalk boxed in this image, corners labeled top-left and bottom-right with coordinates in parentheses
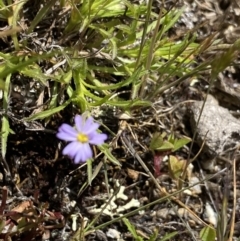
top-left (131, 0), bottom-right (153, 100)
top-left (228, 157), bottom-right (236, 241)
top-left (139, 6), bottom-right (162, 98)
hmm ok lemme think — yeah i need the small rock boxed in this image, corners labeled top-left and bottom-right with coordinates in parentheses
top-left (190, 95), bottom-right (240, 157)
top-left (106, 228), bottom-right (121, 240)
top-left (204, 202), bottom-right (218, 227)
top-left (177, 208), bottom-right (201, 225)
top-left (156, 208), bottom-right (174, 219)
top-left (189, 176), bottom-right (202, 194)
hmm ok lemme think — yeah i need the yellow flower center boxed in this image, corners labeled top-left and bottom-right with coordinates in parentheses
top-left (77, 133), bottom-right (89, 143)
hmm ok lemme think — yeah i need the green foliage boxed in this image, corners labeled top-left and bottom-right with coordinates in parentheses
top-left (211, 39), bottom-right (240, 79)
top-left (0, 0), bottom-right (204, 127)
top-left (123, 217), bottom-right (144, 241)
top-left (27, 0), bottom-right (57, 34)
top-left (0, 0), bottom-right (11, 20)
top-left (169, 133), bottom-right (192, 152)
top-left (150, 132), bottom-right (191, 152)
top-left (24, 98), bottom-right (72, 121)
top-left (216, 184), bottom-right (229, 241)
top-left (200, 226), bottom-right (216, 241)
top-left (150, 132), bottom-right (174, 151)
top-left (159, 231), bottom-right (178, 241)
top-left (123, 217), bottom-right (178, 241)
top-left (97, 143), bottom-right (121, 166)
top-left (1, 74), bottom-right (11, 159)
top-left (0, 52), bottom-right (57, 82)
top-left (168, 155), bottom-right (186, 179)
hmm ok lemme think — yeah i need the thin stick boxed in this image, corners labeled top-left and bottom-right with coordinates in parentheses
top-left (228, 157), bottom-right (236, 241)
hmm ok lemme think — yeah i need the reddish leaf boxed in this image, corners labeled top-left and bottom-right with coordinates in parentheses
top-left (154, 151), bottom-right (171, 177)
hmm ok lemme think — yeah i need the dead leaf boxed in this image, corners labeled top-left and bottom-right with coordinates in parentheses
top-left (127, 168), bottom-right (139, 181)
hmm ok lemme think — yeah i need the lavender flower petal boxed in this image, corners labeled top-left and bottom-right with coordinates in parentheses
top-left (57, 132), bottom-right (77, 141)
top-left (59, 124), bottom-right (78, 136)
top-left (74, 115), bottom-right (84, 132)
top-left (74, 143), bottom-right (92, 163)
top-left (85, 116), bottom-right (94, 125)
top-left (84, 116), bottom-right (98, 129)
top-left (83, 121), bottom-right (99, 135)
top-left (73, 149), bottom-right (84, 164)
top-left (62, 142), bottom-right (80, 157)
top-left (82, 143), bottom-right (93, 160)
top-left (89, 133), bottom-right (107, 145)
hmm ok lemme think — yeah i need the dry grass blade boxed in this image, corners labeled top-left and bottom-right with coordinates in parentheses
top-left (228, 157), bottom-right (236, 241)
top-left (0, 26), bottom-right (21, 37)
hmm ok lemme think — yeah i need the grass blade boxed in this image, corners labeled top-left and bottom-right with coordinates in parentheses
top-left (1, 74), bottom-right (11, 159)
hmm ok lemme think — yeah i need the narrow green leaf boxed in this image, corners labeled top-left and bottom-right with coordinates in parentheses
top-left (155, 140), bottom-right (174, 151)
top-left (122, 218), bottom-right (143, 241)
top-left (11, 0), bottom-right (27, 50)
top-left (168, 133), bottom-right (175, 144)
top-left (1, 116), bottom-right (9, 159)
top-left (0, 79), bottom-right (5, 90)
top-left (73, 96), bottom-right (89, 113)
top-left (85, 92), bottom-right (113, 107)
top-left (87, 159), bottom-right (93, 186)
top-left (109, 37), bottom-right (118, 59)
top-left (159, 231), bottom-right (178, 241)
top-left (107, 99), bottom-right (151, 108)
top-left (148, 229), bottom-right (158, 241)
top-left (83, 89), bottom-right (151, 108)
top-left (161, 8), bottom-right (185, 34)
top-left (200, 226), bottom-right (216, 241)
top-left (1, 74), bottom-right (11, 159)
top-left (98, 144), bottom-right (121, 166)
top-left (173, 137), bottom-right (191, 152)
top-left (60, 70), bottom-right (72, 84)
top-left (27, 0), bottom-right (57, 34)
top-left (20, 64), bottom-right (51, 85)
top-left (84, 68), bottom-right (147, 91)
top-left (150, 132), bottom-right (164, 151)
top-left (0, 0), bottom-right (11, 19)
top-left (115, 24), bottom-right (132, 34)
top-left (211, 39), bottom-right (240, 79)
top-left (0, 52), bottom-right (56, 79)
top-left (67, 85), bottom-right (74, 98)
top-left (24, 98), bottom-right (72, 121)
top-left (45, 81), bottom-right (59, 124)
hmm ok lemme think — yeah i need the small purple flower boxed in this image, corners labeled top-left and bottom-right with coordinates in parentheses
top-left (57, 114), bottom-right (107, 164)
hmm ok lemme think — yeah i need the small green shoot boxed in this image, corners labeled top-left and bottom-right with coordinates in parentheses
top-left (168, 155), bottom-right (186, 180)
top-left (150, 132), bottom-right (191, 152)
top-left (123, 217), bottom-right (143, 241)
top-left (1, 74), bottom-right (11, 160)
top-left (200, 226), bottom-right (216, 241)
